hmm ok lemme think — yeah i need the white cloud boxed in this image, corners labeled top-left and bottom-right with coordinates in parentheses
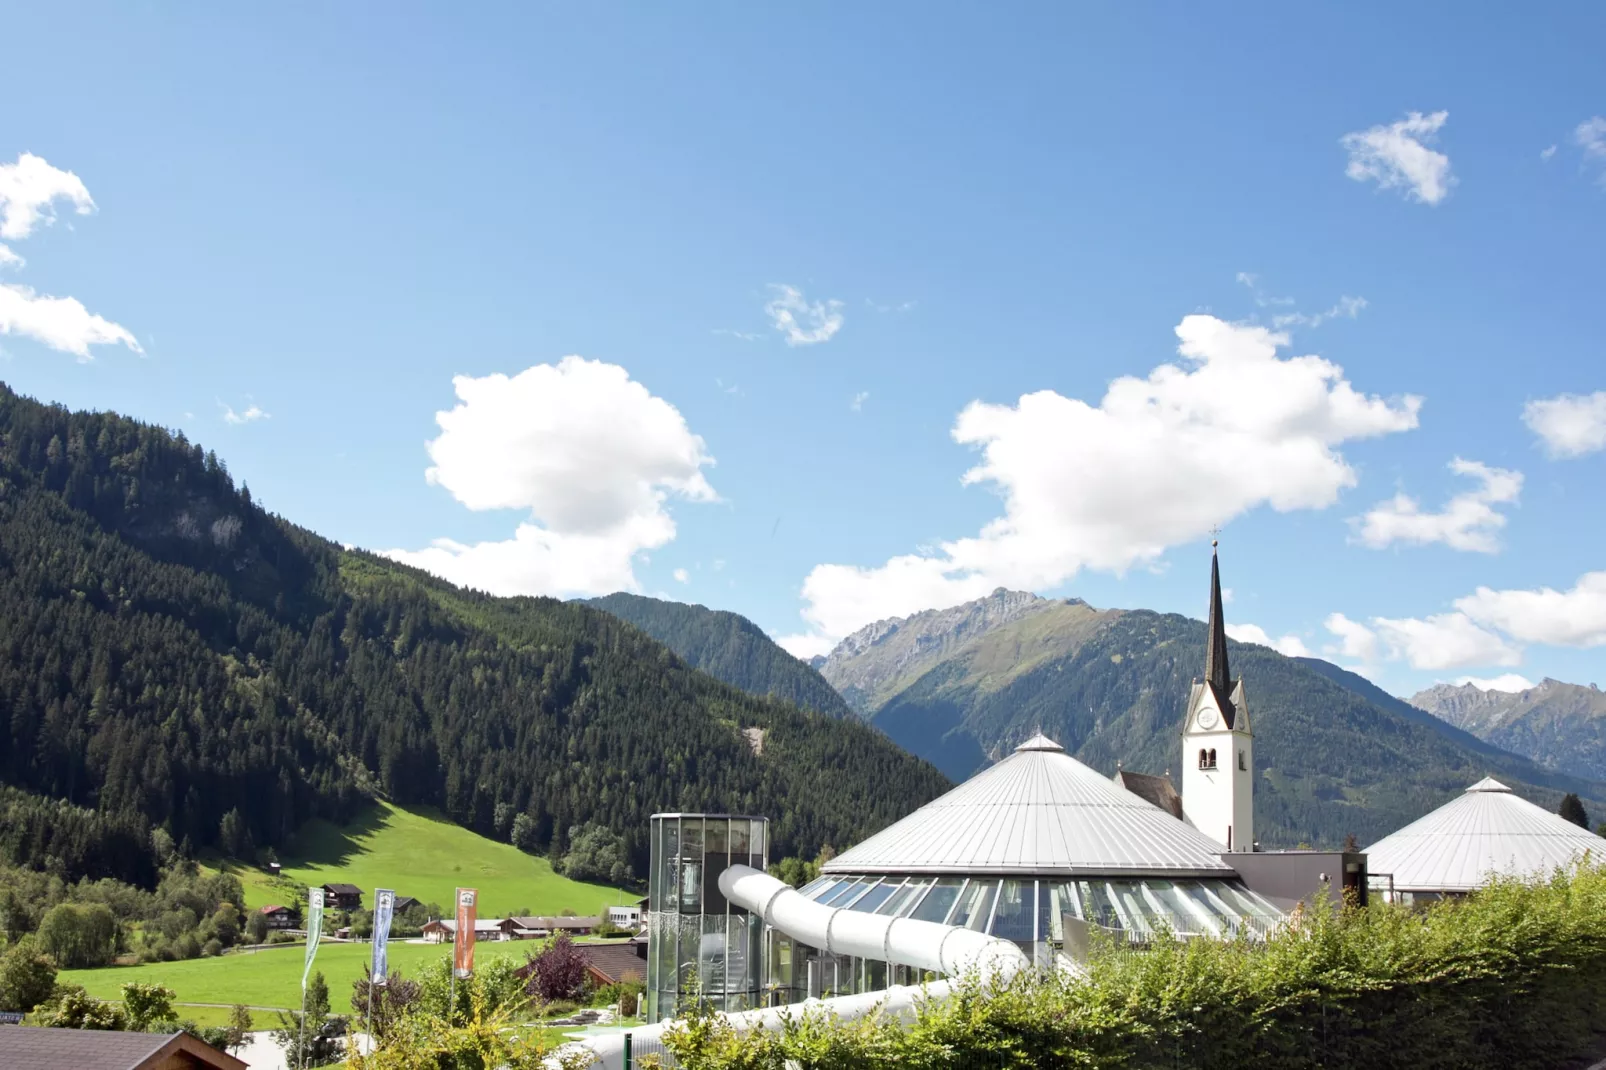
top-left (1523, 391), bottom-right (1606, 458)
top-left (0, 153), bottom-right (138, 361)
top-left (0, 284), bottom-right (141, 360)
top-left (713, 329), bottom-right (762, 342)
top-left (1576, 117), bottom-right (1606, 182)
top-left (384, 357), bottom-right (716, 599)
top-left (1354, 457), bottom-right (1522, 553)
top-left (1341, 110), bottom-right (1455, 205)
top-left (673, 567), bottom-right (690, 584)
top-left (0, 153), bottom-right (94, 240)
top-left (765, 284), bottom-right (844, 346)
top-left (1455, 673), bottom-right (1536, 693)
top-left (1324, 612), bottom-right (1380, 662)
top-left (221, 403), bottom-right (270, 425)
top-left (789, 314), bottom-right (1421, 644)
top-left (1325, 610), bottom-right (1518, 671)
top-left (1541, 144), bottom-right (1558, 162)
top-left (1225, 622), bottom-right (1311, 658)
top-left (1455, 571), bottom-right (1606, 648)
top-left (1370, 612), bottom-right (1520, 670)
top-left (775, 632), bottom-right (838, 660)
top-left (1273, 296), bottom-right (1367, 331)
top-left (1237, 273), bottom-right (1366, 331)
top-left (850, 391), bottom-right (869, 413)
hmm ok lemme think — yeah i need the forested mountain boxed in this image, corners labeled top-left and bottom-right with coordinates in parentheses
top-left (0, 384), bottom-right (948, 888)
top-left (826, 588), bottom-right (1606, 848)
top-left (585, 593), bottom-right (854, 718)
top-left (1410, 679), bottom-right (1606, 781)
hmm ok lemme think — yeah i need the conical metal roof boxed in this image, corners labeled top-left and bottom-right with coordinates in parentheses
top-left (823, 734), bottom-right (1235, 877)
top-left (1365, 778), bottom-right (1603, 893)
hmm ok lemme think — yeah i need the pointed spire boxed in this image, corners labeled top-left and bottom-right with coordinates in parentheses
top-left (1205, 541), bottom-right (1231, 696)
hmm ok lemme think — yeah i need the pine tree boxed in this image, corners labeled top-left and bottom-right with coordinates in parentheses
top-left (1560, 793), bottom-right (1589, 828)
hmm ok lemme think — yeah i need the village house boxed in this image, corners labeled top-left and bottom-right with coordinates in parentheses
top-left (321, 883), bottom-right (363, 910)
top-left (258, 904), bottom-right (296, 930)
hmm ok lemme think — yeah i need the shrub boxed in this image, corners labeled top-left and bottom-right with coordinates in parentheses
top-left (523, 932), bottom-right (589, 1002)
top-left (664, 864), bottom-right (1606, 1070)
top-left (0, 937), bottom-right (56, 1012)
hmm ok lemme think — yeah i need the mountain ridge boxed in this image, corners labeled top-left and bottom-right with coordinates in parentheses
top-left (583, 591), bottom-right (856, 719)
top-left (820, 586), bottom-right (1606, 847)
top-left (1410, 678), bottom-right (1606, 781)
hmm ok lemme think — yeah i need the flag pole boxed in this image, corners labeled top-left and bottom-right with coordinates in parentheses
top-left (448, 888), bottom-right (457, 1024)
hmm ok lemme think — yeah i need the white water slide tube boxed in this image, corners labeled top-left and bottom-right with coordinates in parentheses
top-left (579, 865), bottom-right (1035, 1069)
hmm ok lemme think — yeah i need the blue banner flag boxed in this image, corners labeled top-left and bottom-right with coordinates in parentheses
top-left (371, 888), bottom-right (395, 984)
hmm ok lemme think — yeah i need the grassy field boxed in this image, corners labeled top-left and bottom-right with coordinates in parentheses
top-left (62, 939), bottom-right (541, 1012)
top-left (216, 800), bottom-right (632, 918)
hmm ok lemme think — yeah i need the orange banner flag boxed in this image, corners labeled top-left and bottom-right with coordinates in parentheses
top-left (453, 888), bottom-right (477, 978)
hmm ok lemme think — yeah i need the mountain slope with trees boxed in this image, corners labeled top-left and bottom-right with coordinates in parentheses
top-left (834, 590), bottom-right (1606, 848)
top-left (585, 592), bottom-right (855, 718)
top-left (0, 383), bottom-right (948, 888)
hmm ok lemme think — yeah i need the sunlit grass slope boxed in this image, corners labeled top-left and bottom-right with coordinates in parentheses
top-left (223, 800), bottom-right (631, 918)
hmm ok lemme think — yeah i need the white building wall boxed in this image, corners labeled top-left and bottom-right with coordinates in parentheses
top-left (1181, 686), bottom-right (1254, 851)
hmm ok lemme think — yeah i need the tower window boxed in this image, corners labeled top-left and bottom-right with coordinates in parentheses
top-left (1199, 748), bottom-right (1217, 770)
top-left (1238, 750), bottom-right (1246, 771)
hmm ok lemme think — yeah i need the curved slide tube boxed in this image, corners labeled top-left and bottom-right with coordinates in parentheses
top-left (579, 866), bottom-right (1033, 1069)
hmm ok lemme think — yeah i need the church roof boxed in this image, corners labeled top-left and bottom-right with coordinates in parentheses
top-left (1114, 770), bottom-right (1184, 819)
top-left (1365, 777), bottom-right (1603, 893)
top-left (1203, 544), bottom-right (1239, 728)
top-left (823, 734), bottom-right (1235, 877)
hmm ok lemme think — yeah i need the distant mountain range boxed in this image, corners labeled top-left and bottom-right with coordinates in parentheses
top-left (816, 587), bottom-right (1606, 848)
top-left (1410, 679), bottom-right (1606, 782)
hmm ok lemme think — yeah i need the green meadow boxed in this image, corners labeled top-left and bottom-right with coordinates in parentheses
top-left (62, 939), bottom-right (539, 1013)
top-left (217, 800), bottom-right (632, 918)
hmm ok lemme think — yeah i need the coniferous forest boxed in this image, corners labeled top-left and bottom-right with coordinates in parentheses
top-left (0, 384), bottom-right (949, 888)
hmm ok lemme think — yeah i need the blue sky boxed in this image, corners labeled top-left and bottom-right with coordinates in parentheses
top-left (3, 3), bottom-right (1605, 697)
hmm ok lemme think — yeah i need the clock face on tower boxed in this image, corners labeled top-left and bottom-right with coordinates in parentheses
top-left (1197, 707), bottom-right (1219, 730)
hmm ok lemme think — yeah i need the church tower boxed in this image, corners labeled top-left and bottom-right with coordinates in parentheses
top-left (1181, 542), bottom-right (1254, 852)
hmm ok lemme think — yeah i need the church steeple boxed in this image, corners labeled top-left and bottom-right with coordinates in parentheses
top-left (1182, 538), bottom-right (1253, 852)
top-left (1205, 541), bottom-right (1231, 696)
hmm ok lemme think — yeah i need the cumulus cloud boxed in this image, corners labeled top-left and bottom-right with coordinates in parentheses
top-left (221, 403), bottom-right (269, 425)
top-left (787, 315), bottom-right (1421, 644)
top-left (850, 391), bottom-right (869, 413)
top-left (765, 284), bottom-right (844, 346)
top-left (1225, 622), bottom-right (1311, 658)
top-left (1541, 145), bottom-right (1558, 162)
top-left (673, 568), bottom-right (690, 584)
top-left (1523, 391), bottom-right (1606, 458)
top-left (1353, 458), bottom-right (1522, 553)
top-left (1324, 612), bottom-right (1380, 662)
top-left (1341, 110), bottom-right (1455, 205)
top-left (384, 357), bottom-right (716, 598)
top-left (1236, 273), bottom-right (1367, 331)
top-left (1456, 673), bottom-right (1536, 693)
top-left (0, 153), bottom-right (94, 240)
top-left (0, 285), bottom-right (141, 360)
top-left (1324, 611), bottom-right (1519, 671)
top-left (0, 152), bottom-right (138, 360)
top-left (1455, 571), bottom-right (1606, 648)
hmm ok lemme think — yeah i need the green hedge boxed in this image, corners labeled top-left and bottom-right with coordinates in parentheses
top-left (661, 864), bottom-right (1606, 1069)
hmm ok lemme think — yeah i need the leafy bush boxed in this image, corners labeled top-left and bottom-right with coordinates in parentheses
top-left (0, 937), bottom-right (56, 1012)
top-left (665, 864), bottom-right (1606, 1070)
top-left (523, 932), bottom-right (589, 1002)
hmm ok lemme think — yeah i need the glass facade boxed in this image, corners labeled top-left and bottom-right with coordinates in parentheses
top-left (646, 814), bottom-right (769, 1021)
top-left (759, 873), bottom-right (1282, 1001)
